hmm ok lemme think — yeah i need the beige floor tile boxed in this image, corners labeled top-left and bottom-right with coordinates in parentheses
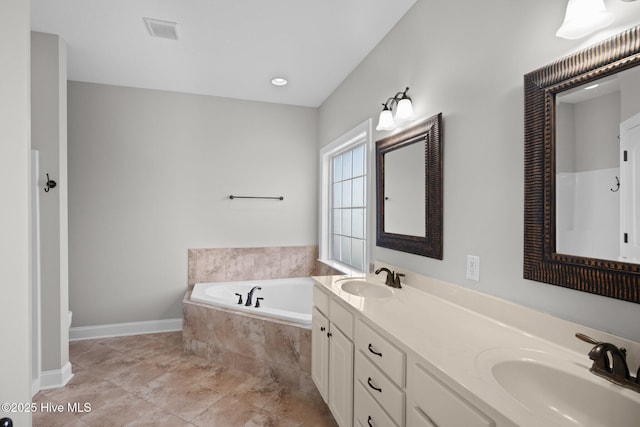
top-left (136, 371), bottom-right (224, 421)
top-left (78, 392), bottom-right (156, 427)
top-left (123, 406), bottom-right (191, 427)
top-left (71, 343), bottom-right (124, 369)
top-left (262, 388), bottom-right (331, 425)
top-left (33, 404), bottom-right (83, 427)
top-left (191, 396), bottom-right (301, 427)
top-left (138, 345), bottom-right (189, 371)
top-left (104, 361), bottom-right (167, 394)
top-left (34, 332), bottom-right (337, 427)
top-left (244, 412), bottom-right (302, 427)
top-left (227, 375), bottom-right (285, 409)
top-left (191, 396), bottom-right (262, 427)
top-left (40, 377), bottom-right (123, 413)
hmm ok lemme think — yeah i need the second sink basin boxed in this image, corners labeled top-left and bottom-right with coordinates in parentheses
top-left (478, 348), bottom-right (640, 427)
top-left (339, 280), bottom-right (393, 299)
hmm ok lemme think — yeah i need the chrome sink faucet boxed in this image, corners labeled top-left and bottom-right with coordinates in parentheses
top-left (576, 333), bottom-right (640, 393)
top-left (374, 267), bottom-right (404, 288)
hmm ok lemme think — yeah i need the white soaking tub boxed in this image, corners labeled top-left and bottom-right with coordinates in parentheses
top-left (190, 276), bottom-right (313, 325)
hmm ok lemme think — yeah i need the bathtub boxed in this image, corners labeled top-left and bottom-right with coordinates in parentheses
top-left (190, 276), bottom-right (313, 325)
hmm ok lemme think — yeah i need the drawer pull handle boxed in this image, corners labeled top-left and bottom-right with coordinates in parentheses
top-left (368, 343), bottom-right (382, 357)
top-left (367, 415), bottom-right (373, 427)
top-left (327, 332), bottom-right (332, 338)
top-left (320, 326), bottom-right (325, 332)
top-left (367, 377), bottom-right (382, 393)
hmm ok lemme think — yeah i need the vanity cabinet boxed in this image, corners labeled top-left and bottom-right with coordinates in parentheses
top-left (407, 361), bottom-right (494, 427)
top-left (312, 280), bottom-right (498, 427)
top-left (312, 286), bottom-right (354, 427)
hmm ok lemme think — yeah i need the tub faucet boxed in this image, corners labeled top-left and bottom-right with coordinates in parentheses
top-left (234, 293), bottom-right (243, 305)
top-left (245, 286), bottom-right (262, 307)
top-left (576, 333), bottom-right (640, 393)
top-left (374, 267), bottom-right (404, 288)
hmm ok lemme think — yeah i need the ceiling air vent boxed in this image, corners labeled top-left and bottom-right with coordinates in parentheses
top-left (143, 17), bottom-right (178, 41)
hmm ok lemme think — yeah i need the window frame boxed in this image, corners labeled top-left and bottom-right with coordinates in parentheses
top-left (319, 119), bottom-right (373, 274)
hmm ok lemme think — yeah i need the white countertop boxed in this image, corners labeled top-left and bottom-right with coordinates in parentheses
top-left (312, 274), bottom-right (640, 427)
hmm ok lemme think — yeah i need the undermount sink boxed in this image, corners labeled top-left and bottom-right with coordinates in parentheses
top-left (339, 280), bottom-right (393, 299)
top-left (480, 349), bottom-right (640, 427)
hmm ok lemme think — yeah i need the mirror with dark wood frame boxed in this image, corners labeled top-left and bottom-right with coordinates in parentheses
top-left (376, 113), bottom-right (443, 259)
top-left (524, 25), bottom-right (640, 303)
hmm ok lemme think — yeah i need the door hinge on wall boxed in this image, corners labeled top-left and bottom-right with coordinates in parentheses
top-left (624, 233), bottom-right (628, 244)
top-left (624, 150), bottom-right (628, 162)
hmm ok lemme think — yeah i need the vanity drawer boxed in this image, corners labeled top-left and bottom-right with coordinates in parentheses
top-left (330, 298), bottom-right (354, 339)
top-left (354, 382), bottom-right (398, 427)
top-left (412, 363), bottom-right (493, 427)
top-left (313, 285), bottom-right (329, 316)
top-left (409, 407), bottom-right (437, 427)
top-left (355, 351), bottom-right (404, 425)
top-left (356, 320), bottom-right (405, 386)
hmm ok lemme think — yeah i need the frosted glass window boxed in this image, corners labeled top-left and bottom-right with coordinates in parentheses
top-left (353, 145), bottom-right (365, 177)
top-left (351, 239), bottom-right (364, 271)
top-left (329, 141), bottom-right (367, 271)
top-left (352, 176), bottom-right (364, 207)
top-left (341, 237), bottom-right (352, 265)
top-left (341, 209), bottom-right (352, 237)
top-left (333, 210), bottom-right (341, 235)
top-left (342, 150), bottom-right (353, 180)
top-left (342, 181), bottom-right (352, 208)
top-left (332, 237), bottom-right (341, 261)
top-left (352, 208), bottom-right (364, 239)
top-left (333, 156), bottom-right (342, 182)
top-left (333, 183), bottom-right (342, 208)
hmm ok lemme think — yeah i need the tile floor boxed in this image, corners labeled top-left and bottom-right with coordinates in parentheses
top-left (33, 332), bottom-right (338, 427)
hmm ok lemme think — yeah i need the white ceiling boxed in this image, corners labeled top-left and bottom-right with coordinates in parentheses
top-left (31, 0), bottom-right (417, 107)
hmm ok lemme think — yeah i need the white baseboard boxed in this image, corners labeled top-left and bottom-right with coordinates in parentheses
top-left (39, 362), bottom-right (73, 391)
top-left (69, 318), bottom-right (183, 341)
top-left (31, 378), bottom-right (40, 397)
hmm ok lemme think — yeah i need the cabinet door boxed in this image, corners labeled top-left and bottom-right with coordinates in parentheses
top-left (329, 325), bottom-right (354, 427)
top-left (312, 307), bottom-right (330, 402)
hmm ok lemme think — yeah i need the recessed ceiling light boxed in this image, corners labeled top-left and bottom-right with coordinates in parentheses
top-left (271, 77), bottom-right (288, 86)
top-left (143, 17), bottom-right (178, 41)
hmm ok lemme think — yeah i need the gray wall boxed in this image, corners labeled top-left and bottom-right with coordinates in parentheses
top-left (0, 0), bottom-right (32, 423)
top-left (31, 31), bottom-right (69, 373)
top-left (68, 82), bottom-right (318, 327)
top-left (556, 102), bottom-right (576, 173)
top-left (318, 0), bottom-right (640, 341)
top-left (574, 92), bottom-right (620, 172)
top-left (621, 69), bottom-right (640, 121)
top-left (557, 92), bottom-right (621, 173)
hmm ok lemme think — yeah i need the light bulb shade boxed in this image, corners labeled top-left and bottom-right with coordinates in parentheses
top-left (376, 109), bottom-right (396, 131)
top-left (556, 0), bottom-right (614, 40)
top-left (394, 98), bottom-right (415, 123)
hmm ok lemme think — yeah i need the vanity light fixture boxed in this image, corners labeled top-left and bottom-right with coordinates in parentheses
top-left (555, 0), bottom-right (614, 39)
top-left (375, 87), bottom-right (416, 131)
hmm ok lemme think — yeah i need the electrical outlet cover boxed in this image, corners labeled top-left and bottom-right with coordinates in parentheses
top-left (466, 255), bottom-right (480, 281)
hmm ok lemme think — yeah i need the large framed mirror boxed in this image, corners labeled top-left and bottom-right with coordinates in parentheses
top-left (524, 25), bottom-right (640, 303)
top-left (376, 113), bottom-right (443, 259)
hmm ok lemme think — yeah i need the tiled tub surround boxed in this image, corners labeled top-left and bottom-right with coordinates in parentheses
top-left (183, 246), bottom-right (342, 391)
top-left (187, 246), bottom-right (342, 288)
top-left (183, 301), bottom-right (315, 392)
